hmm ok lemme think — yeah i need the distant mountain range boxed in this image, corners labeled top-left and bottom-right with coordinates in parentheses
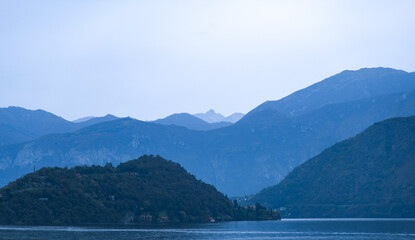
top-left (152, 113), bottom-right (232, 131)
top-left (0, 112), bottom-right (320, 196)
top-left (0, 67), bottom-right (414, 196)
top-left (194, 109), bottom-right (244, 123)
top-left (72, 116), bottom-right (95, 123)
top-left (249, 115), bottom-right (415, 218)
top-left (0, 107), bottom-right (118, 146)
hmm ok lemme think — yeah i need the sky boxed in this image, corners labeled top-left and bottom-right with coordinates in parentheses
top-left (1, 0), bottom-right (415, 121)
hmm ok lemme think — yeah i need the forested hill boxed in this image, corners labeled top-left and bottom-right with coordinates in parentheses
top-left (249, 115), bottom-right (415, 218)
top-left (0, 155), bottom-right (280, 225)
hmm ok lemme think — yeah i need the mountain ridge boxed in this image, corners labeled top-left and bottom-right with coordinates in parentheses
top-left (249, 115), bottom-right (415, 217)
top-left (0, 107), bottom-right (119, 146)
top-left (194, 109), bottom-right (244, 123)
top-left (152, 113), bottom-right (231, 131)
top-left (246, 67), bottom-right (415, 118)
top-left (1, 67), bottom-right (415, 196)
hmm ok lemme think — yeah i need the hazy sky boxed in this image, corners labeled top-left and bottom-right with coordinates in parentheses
top-left (1, 0), bottom-right (415, 121)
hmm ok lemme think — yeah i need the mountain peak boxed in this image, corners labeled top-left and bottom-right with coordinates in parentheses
top-left (194, 110), bottom-right (244, 123)
top-left (152, 113), bottom-right (231, 131)
top-left (207, 109), bottom-right (216, 114)
top-left (249, 67), bottom-right (415, 117)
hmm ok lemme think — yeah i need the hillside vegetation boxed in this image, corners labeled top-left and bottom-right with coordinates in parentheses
top-left (250, 116), bottom-right (415, 218)
top-left (0, 155), bottom-right (279, 225)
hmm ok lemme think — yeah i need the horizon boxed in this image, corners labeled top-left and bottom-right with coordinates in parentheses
top-left (1, 105), bottom-right (244, 122)
top-left (1, 1), bottom-right (415, 121)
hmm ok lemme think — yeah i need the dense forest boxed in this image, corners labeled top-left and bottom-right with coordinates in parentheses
top-left (0, 155), bottom-right (279, 225)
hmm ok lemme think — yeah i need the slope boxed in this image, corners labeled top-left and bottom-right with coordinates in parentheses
top-left (0, 112), bottom-right (319, 197)
top-left (0, 107), bottom-right (118, 146)
top-left (250, 115), bottom-right (415, 218)
top-left (0, 155), bottom-right (280, 225)
top-left (250, 67), bottom-right (415, 117)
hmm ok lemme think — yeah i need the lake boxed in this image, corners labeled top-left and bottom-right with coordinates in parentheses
top-left (0, 219), bottom-right (414, 240)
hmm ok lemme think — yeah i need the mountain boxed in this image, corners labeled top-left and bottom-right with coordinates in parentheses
top-left (1, 68), bottom-right (415, 197)
top-left (0, 155), bottom-right (280, 225)
top-left (152, 113), bottom-right (231, 131)
top-left (72, 116), bottom-right (95, 123)
top-left (0, 115), bottom-right (319, 197)
top-left (194, 110), bottom-right (226, 123)
top-left (0, 118), bottom-right (208, 189)
top-left (224, 113), bottom-right (245, 123)
top-left (295, 90), bottom-right (415, 144)
top-left (0, 107), bottom-right (118, 146)
top-left (76, 114), bottom-right (118, 128)
top-left (250, 67), bottom-right (415, 117)
top-left (249, 115), bottom-right (415, 218)
top-left (194, 109), bottom-right (244, 123)
top-left (200, 108), bottom-right (321, 196)
top-left (0, 107), bottom-right (75, 146)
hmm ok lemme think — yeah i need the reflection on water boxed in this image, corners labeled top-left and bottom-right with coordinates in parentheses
top-left (1, 219), bottom-right (415, 240)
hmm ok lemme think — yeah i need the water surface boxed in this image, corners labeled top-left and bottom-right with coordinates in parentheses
top-left (1, 218), bottom-right (414, 240)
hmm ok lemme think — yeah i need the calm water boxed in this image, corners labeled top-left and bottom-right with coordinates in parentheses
top-left (0, 219), bottom-right (415, 240)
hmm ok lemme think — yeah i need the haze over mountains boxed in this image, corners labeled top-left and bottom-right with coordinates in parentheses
top-left (0, 107), bottom-right (118, 146)
top-left (194, 110), bottom-right (244, 123)
top-left (0, 67), bottom-right (414, 197)
top-left (74, 110), bottom-right (241, 132)
top-left (72, 116), bottom-right (96, 123)
top-left (152, 113), bottom-right (232, 131)
top-left (250, 115), bottom-right (415, 218)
